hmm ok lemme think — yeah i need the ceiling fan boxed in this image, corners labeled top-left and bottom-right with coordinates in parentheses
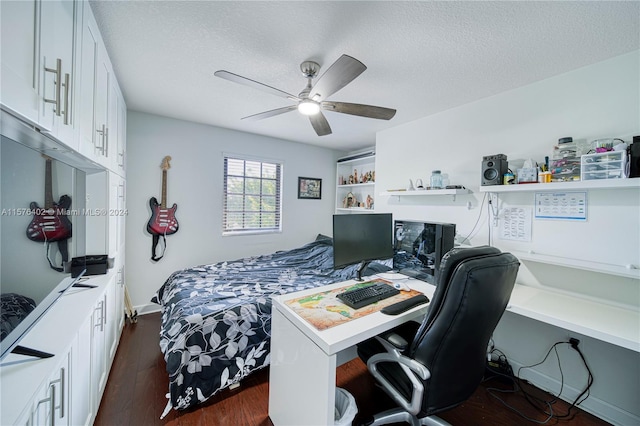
top-left (214, 54), bottom-right (396, 136)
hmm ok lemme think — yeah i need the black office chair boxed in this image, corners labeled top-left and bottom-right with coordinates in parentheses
top-left (357, 246), bottom-right (520, 426)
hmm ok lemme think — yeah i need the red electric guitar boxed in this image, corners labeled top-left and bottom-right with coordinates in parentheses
top-left (26, 155), bottom-right (72, 242)
top-left (147, 156), bottom-right (179, 236)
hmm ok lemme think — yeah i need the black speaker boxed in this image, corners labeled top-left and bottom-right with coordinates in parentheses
top-left (630, 136), bottom-right (640, 178)
top-left (482, 154), bottom-right (508, 186)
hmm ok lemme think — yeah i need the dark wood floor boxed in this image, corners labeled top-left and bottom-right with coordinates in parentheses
top-left (95, 312), bottom-right (611, 426)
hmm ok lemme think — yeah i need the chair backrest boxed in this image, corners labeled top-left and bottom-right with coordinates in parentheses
top-left (409, 246), bottom-right (519, 417)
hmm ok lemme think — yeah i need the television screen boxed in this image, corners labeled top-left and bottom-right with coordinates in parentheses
top-left (333, 213), bottom-right (393, 280)
top-left (393, 220), bottom-right (455, 283)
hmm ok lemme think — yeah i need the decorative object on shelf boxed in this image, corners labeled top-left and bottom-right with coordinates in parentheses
top-left (26, 155), bottom-right (72, 272)
top-left (148, 156), bottom-right (179, 262)
top-left (343, 192), bottom-right (356, 208)
top-left (366, 194), bottom-right (374, 209)
top-left (298, 177), bottom-right (322, 199)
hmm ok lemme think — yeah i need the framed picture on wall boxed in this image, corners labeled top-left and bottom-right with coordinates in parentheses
top-left (298, 177), bottom-right (322, 199)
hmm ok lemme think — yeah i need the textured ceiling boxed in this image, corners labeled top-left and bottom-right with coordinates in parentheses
top-left (89, 1), bottom-right (639, 151)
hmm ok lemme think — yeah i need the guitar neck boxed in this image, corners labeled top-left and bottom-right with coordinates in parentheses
top-left (161, 170), bottom-right (167, 209)
top-left (44, 159), bottom-right (53, 209)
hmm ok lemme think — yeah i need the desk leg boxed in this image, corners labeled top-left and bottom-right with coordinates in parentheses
top-left (269, 306), bottom-right (336, 425)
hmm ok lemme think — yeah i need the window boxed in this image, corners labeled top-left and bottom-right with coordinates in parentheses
top-left (223, 156), bottom-right (282, 234)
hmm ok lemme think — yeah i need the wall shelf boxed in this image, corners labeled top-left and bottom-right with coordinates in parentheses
top-left (512, 250), bottom-right (640, 280)
top-left (381, 188), bottom-right (472, 201)
top-left (479, 177), bottom-right (640, 193)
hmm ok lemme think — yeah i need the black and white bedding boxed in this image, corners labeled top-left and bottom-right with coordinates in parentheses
top-left (153, 236), bottom-right (390, 413)
top-left (0, 293), bottom-right (36, 341)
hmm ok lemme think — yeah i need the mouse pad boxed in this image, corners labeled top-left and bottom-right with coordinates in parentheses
top-left (284, 279), bottom-right (423, 330)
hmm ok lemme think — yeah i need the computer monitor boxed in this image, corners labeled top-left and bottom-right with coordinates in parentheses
top-left (393, 220), bottom-right (456, 283)
top-left (333, 213), bottom-right (394, 281)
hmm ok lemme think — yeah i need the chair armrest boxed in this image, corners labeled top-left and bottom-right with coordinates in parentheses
top-left (368, 336), bottom-right (431, 415)
top-left (380, 331), bottom-right (409, 351)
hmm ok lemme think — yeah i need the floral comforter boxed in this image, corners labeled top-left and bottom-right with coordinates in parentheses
top-left (153, 237), bottom-right (390, 412)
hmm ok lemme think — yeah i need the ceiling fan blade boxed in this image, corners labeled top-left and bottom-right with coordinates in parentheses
top-left (215, 70), bottom-right (300, 101)
top-left (241, 105), bottom-right (297, 121)
top-left (309, 111), bottom-right (332, 136)
top-left (309, 55), bottom-right (366, 101)
top-left (321, 101), bottom-right (396, 120)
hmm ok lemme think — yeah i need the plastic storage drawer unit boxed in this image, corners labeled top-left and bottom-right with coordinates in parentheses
top-left (581, 151), bottom-right (628, 181)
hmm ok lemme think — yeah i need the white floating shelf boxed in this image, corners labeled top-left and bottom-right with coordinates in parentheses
top-left (512, 250), bottom-right (640, 280)
top-left (479, 177), bottom-right (640, 193)
top-left (337, 182), bottom-right (375, 188)
top-left (380, 188), bottom-right (472, 197)
top-left (335, 207), bottom-right (374, 212)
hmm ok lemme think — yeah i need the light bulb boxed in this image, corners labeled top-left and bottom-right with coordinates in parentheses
top-left (298, 100), bottom-right (320, 115)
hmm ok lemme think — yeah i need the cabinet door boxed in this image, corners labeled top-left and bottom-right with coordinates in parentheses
top-left (78, 3), bottom-right (100, 161)
top-left (90, 292), bottom-right (107, 410)
top-left (71, 316), bottom-right (94, 426)
top-left (39, 0), bottom-right (77, 145)
top-left (32, 352), bottom-right (71, 426)
top-left (94, 44), bottom-right (111, 167)
top-left (105, 275), bottom-right (118, 363)
top-left (116, 88), bottom-right (127, 176)
top-left (0, 0), bottom-right (40, 123)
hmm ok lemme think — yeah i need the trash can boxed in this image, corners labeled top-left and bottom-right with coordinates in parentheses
top-left (334, 387), bottom-right (358, 425)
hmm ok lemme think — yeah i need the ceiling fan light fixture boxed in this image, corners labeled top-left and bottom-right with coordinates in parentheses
top-left (298, 100), bottom-right (320, 116)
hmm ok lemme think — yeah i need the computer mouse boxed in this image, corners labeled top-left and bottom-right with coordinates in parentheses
top-left (393, 281), bottom-right (410, 291)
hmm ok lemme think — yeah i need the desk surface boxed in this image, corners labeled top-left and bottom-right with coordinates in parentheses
top-left (271, 276), bottom-right (435, 355)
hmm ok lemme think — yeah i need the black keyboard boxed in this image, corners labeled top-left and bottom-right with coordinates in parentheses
top-left (337, 282), bottom-right (400, 309)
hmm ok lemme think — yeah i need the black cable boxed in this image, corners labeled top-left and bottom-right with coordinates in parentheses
top-left (484, 341), bottom-right (594, 424)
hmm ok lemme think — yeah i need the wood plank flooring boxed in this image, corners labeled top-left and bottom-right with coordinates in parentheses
top-left (95, 312), bottom-right (611, 426)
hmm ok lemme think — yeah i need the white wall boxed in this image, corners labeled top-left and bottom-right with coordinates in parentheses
top-left (125, 111), bottom-right (344, 313)
top-left (375, 51), bottom-right (640, 424)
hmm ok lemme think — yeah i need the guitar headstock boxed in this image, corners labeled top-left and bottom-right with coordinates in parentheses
top-left (161, 156), bottom-right (172, 171)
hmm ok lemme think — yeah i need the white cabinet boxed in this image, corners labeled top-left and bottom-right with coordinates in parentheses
top-left (0, 0), bottom-right (40, 124)
top-left (32, 353), bottom-right (70, 426)
top-left (0, 0), bottom-right (79, 149)
top-left (39, 0), bottom-right (78, 147)
top-left (78, 2), bottom-right (110, 166)
top-left (336, 153), bottom-right (376, 213)
top-left (90, 289), bottom-right (108, 407)
top-left (71, 316), bottom-right (93, 426)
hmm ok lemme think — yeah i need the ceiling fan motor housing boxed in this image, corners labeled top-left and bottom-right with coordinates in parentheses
top-left (300, 61), bottom-right (320, 78)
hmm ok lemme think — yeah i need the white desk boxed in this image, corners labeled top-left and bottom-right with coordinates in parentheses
top-left (268, 277), bottom-right (434, 426)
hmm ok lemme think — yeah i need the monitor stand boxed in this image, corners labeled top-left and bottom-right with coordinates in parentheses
top-left (355, 260), bottom-right (372, 281)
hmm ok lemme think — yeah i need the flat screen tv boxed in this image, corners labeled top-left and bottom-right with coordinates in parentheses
top-left (393, 220), bottom-right (456, 284)
top-left (333, 213), bottom-right (393, 281)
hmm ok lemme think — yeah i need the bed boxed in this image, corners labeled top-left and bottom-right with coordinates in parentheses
top-left (152, 235), bottom-right (391, 413)
top-left (0, 293), bottom-right (36, 342)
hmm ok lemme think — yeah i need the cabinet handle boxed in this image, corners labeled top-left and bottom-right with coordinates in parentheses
top-left (95, 300), bottom-right (105, 331)
top-left (43, 58), bottom-right (62, 116)
top-left (104, 126), bottom-right (109, 157)
top-left (62, 73), bottom-right (70, 125)
top-left (36, 384), bottom-right (55, 426)
top-left (96, 124), bottom-right (106, 155)
top-left (49, 367), bottom-right (65, 419)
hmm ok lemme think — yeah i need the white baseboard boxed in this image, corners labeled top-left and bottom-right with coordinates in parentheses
top-left (509, 359), bottom-right (639, 426)
top-left (135, 303), bottom-right (161, 316)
